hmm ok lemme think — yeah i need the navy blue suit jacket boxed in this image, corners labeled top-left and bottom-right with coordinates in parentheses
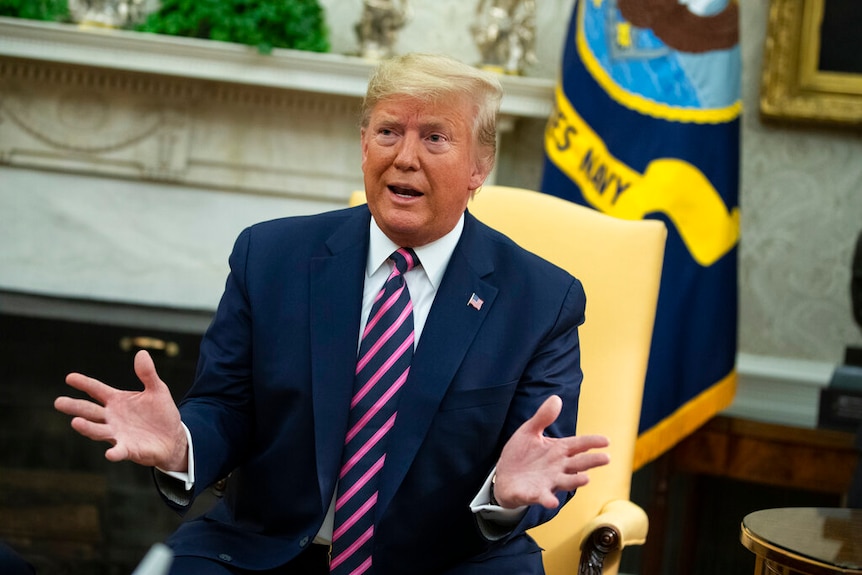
top-left (163, 205), bottom-right (586, 574)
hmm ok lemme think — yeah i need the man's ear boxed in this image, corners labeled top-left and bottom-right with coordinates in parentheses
top-left (469, 159), bottom-right (492, 191)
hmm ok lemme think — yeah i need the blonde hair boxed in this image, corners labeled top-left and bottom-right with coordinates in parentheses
top-left (361, 53), bottom-right (503, 174)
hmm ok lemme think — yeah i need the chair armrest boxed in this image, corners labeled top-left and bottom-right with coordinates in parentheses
top-left (577, 500), bottom-right (649, 575)
top-left (579, 499), bottom-right (649, 550)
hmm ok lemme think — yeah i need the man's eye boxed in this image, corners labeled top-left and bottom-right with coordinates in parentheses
top-left (376, 129), bottom-right (398, 141)
top-left (428, 134), bottom-right (445, 143)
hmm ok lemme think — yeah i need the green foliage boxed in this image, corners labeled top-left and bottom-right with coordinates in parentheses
top-left (0, 0), bottom-right (70, 22)
top-left (136, 0), bottom-right (330, 55)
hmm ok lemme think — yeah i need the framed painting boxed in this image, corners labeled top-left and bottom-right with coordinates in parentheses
top-left (760, 0), bottom-right (862, 128)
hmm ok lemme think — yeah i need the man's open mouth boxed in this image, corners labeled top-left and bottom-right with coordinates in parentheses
top-left (389, 185), bottom-right (422, 198)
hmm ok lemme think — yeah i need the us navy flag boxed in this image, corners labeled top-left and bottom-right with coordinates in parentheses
top-left (541, 0), bottom-right (741, 468)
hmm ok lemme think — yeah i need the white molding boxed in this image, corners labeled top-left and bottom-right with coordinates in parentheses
top-left (725, 352), bottom-right (835, 428)
top-left (0, 289), bottom-right (214, 333)
top-left (736, 352), bottom-right (834, 384)
top-left (0, 17), bottom-right (555, 119)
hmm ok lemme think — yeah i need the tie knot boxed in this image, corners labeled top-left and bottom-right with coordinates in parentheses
top-left (391, 248), bottom-right (419, 275)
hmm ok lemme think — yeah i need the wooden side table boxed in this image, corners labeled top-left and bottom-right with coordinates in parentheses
top-left (640, 416), bottom-right (859, 575)
top-left (740, 508), bottom-right (862, 575)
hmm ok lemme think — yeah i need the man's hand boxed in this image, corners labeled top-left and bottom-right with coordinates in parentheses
top-left (54, 350), bottom-right (188, 472)
top-left (493, 395), bottom-right (610, 509)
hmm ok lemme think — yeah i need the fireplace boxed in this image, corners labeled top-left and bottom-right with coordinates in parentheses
top-left (0, 293), bottom-right (221, 574)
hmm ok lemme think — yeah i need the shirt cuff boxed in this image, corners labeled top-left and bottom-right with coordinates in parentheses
top-left (469, 468), bottom-right (527, 540)
top-left (155, 422), bottom-right (195, 491)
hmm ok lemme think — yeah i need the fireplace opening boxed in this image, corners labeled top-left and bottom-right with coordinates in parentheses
top-left (0, 291), bottom-right (218, 575)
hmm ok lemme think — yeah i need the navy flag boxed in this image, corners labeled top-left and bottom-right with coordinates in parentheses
top-left (541, 0), bottom-right (741, 469)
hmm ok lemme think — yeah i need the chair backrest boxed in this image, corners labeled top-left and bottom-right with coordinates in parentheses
top-left (348, 186), bottom-right (666, 574)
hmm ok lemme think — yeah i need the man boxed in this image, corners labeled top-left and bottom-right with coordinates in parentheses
top-left (55, 53), bottom-right (609, 574)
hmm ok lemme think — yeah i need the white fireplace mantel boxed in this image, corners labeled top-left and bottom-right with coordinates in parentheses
top-left (0, 17), bottom-right (554, 200)
top-left (0, 17), bottom-right (555, 120)
top-left (0, 17), bottom-right (555, 313)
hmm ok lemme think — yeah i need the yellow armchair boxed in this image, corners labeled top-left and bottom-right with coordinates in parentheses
top-left (348, 185), bottom-right (667, 575)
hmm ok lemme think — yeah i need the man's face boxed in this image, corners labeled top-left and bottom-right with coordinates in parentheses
top-left (361, 95), bottom-right (490, 248)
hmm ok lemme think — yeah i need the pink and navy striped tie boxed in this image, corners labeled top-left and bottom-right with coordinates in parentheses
top-left (330, 247), bottom-right (419, 575)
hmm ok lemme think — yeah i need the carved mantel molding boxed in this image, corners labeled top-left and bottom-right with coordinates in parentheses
top-left (0, 17), bottom-right (554, 200)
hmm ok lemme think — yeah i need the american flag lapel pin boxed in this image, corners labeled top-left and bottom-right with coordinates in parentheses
top-left (467, 292), bottom-right (484, 311)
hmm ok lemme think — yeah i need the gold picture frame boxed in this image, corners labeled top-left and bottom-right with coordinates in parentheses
top-left (760, 0), bottom-right (862, 128)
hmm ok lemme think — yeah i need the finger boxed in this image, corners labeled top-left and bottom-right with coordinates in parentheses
top-left (70, 417), bottom-right (116, 444)
top-left (538, 491), bottom-right (562, 509)
top-left (105, 443), bottom-right (130, 463)
top-left (134, 350), bottom-right (164, 392)
top-left (554, 433), bottom-right (609, 457)
top-left (575, 434), bottom-right (610, 450)
top-left (54, 396), bottom-right (106, 422)
top-left (564, 452), bottom-right (611, 474)
top-left (522, 395), bottom-right (563, 436)
top-left (555, 471), bottom-right (592, 493)
top-left (64, 372), bottom-right (116, 404)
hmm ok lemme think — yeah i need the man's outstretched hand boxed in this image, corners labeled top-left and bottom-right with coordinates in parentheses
top-left (493, 395), bottom-right (610, 509)
top-left (54, 350), bottom-right (188, 472)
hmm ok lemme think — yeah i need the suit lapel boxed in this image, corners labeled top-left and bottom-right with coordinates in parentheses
top-left (376, 212), bottom-right (499, 515)
top-left (310, 207), bottom-right (371, 512)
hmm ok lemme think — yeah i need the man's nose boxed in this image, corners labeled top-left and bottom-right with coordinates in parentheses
top-left (393, 135), bottom-right (420, 170)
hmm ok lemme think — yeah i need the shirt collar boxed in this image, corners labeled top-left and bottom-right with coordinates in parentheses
top-left (367, 213), bottom-right (465, 290)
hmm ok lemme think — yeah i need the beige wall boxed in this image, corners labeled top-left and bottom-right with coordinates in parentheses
top-left (738, 1), bottom-right (862, 363)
